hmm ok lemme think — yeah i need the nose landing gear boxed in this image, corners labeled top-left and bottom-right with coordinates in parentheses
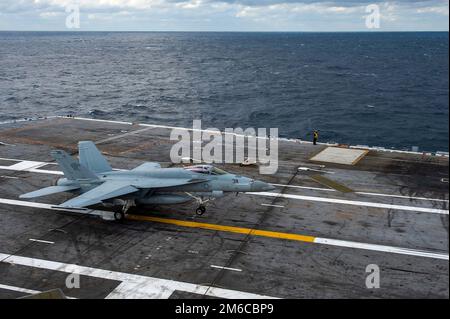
top-left (195, 205), bottom-right (206, 216)
top-left (185, 192), bottom-right (211, 216)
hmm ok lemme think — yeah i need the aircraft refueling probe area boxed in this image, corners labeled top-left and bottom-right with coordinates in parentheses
top-left (0, 117), bottom-right (448, 300)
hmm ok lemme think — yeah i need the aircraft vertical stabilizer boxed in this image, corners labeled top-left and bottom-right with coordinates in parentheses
top-left (78, 141), bottom-right (112, 173)
top-left (50, 150), bottom-right (98, 180)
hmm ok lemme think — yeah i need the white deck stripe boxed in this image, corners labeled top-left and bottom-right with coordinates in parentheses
top-left (270, 183), bottom-right (449, 203)
top-left (0, 164), bottom-right (447, 216)
top-left (0, 157), bottom-right (24, 162)
top-left (0, 253), bottom-right (275, 299)
top-left (248, 192), bottom-right (449, 215)
top-left (69, 117), bottom-right (450, 156)
top-left (4, 161), bottom-right (449, 215)
top-left (0, 198), bottom-right (447, 260)
top-left (8, 161), bottom-right (45, 171)
top-left (355, 191), bottom-right (448, 202)
top-left (0, 284), bottom-right (72, 299)
top-left (0, 163), bottom-right (64, 175)
top-left (313, 238), bottom-right (448, 260)
top-left (0, 172), bottom-right (447, 215)
top-left (1, 162), bottom-right (448, 215)
top-left (0, 115), bottom-right (59, 126)
top-left (0, 176), bottom-right (20, 179)
top-left (29, 238), bottom-right (55, 244)
top-left (1, 158), bottom-right (448, 203)
top-left (28, 169), bottom-right (63, 175)
top-left (210, 265), bottom-right (243, 272)
top-left (0, 284), bottom-right (41, 295)
top-left (2, 116), bottom-right (447, 158)
top-left (0, 166), bottom-right (63, 175)
top-left (0, 198), bottom-right (115, 220)
top-left (95, 127), bottom-right (154, 144)
top-left (0, 198), bottom-right (59, 210)
top-left (70, 117), bottom-right (133, 126)
top-left (261, 203), bottom-right (285, 208)
top-left (271, 183), bottom-right (335, 192)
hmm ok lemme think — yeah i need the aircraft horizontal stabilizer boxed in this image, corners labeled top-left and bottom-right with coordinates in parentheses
top-left (19, 185), bottom-right (80, 199)
top-left (58, 181), bottom-right (138, 208)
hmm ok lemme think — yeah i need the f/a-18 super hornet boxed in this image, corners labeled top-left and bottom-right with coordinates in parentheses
top-left (20, 141), bottom-right (275, 220)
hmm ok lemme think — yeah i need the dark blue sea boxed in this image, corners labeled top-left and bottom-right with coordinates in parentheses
top-left (0, 31), bottom-right (448, 152)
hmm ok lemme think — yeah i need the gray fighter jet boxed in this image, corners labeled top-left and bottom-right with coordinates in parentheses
top-left (20, 141), bottom-right (275, 220)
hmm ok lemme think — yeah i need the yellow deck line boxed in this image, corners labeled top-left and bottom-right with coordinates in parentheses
top-left (126, 215), bottom-right (316, 243)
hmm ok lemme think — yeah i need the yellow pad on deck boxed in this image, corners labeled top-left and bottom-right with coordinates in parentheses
top-left (310, 147), bottom-right (368, 165)
top-left (309, 174), bottom-right (354, 193)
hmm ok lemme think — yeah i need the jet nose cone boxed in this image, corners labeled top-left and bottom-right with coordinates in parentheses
top-left (251, 180), bottom-right (276, 192)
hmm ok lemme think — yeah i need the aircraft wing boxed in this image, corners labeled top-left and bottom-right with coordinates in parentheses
top-left (132, 178), bottom-right (207, 189)
top-left (20, 185), bottom-right (81, 199)
top-left (131, 162), bottom-right (161, 171)
top-left (58, 181), bottom-right (138, 208)
top-left (58, 177), bottom-right (206, 208)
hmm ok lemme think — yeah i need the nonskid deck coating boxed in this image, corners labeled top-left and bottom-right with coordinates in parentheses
top-left (0, 117), bottom-right (448, 299)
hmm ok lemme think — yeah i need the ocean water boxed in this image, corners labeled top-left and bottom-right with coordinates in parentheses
top-left (0, 31), bottom-right (448, 152)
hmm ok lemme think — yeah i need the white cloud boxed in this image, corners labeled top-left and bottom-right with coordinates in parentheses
top-left (417, 5), bottom-right (449, 15)
top-left (234, 2), bottom-right (368, 21)
top-left (39, 11), bottom-right (62, 18)
top-left (0, 0), bottom-right (448, 31)
top-left (176, 0), bottom-right (204, 10)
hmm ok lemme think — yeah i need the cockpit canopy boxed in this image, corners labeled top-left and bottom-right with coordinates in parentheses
top-left (184, 165), bottom-right (228, 175)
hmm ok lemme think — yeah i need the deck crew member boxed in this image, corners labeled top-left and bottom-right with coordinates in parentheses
top-left (313, 130), bottom-right (319, 145)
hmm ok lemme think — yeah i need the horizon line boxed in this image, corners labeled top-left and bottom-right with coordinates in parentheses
top-left (0, 30), bottom-right (449, 33)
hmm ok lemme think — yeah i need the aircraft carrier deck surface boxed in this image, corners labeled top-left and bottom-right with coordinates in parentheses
top-left (0, 117), bottom-right (448, 299)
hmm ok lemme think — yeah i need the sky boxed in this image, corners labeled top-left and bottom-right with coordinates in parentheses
top-left (0, 0), bottom-right (448, 32)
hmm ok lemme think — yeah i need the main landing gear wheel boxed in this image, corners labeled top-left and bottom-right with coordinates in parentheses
top-left (114, 211), bottom-right (124, 221)
top-left (113, 199), bottom-right (135, 221)
top-left (196, 205), bottom-right (206, 216)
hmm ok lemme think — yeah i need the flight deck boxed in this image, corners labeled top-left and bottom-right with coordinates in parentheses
top-left (0, 116), bottom-right (448, 299)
